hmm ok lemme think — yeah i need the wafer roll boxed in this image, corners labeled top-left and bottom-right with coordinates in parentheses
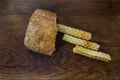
top-left (73, 46), bottom-right (111, 62)
top-left (63, 34), bottom-right (100, 50)
top-left (58, 24), bottom-right (92, 40)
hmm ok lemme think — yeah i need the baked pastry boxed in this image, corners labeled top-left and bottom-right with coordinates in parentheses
top-left (24, 9), bottom-right (58, 55)
top-left (73, 46), bottom-right (111, 62)
top-left (57, 24), bottom-right (92, 40)
top-left (63, 34), bottom-right (100, 50)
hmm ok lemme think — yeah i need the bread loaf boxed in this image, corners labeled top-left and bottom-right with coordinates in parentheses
top-left (24, 9), bottom-right (58, 55)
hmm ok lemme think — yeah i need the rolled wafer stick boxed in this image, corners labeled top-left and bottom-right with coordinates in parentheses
top-left (73, 46), bottom-right (111, 62)
top-left (57, 24), bottom-right (92, 40)
top-left (63, 34), bottom-right (100, 50)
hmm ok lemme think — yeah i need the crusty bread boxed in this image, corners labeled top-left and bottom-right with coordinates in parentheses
top-left (63, 34), bottom-right (100, 50)
top-left (24, 9), bottom-right (58, 55)
top-left (57, 24), bottom-right (92, 40)
top-left (73, 46), bottom-right (111, 62)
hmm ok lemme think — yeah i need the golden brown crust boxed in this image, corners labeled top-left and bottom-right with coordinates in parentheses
top-left (24, 9), bottom-right (57, 55)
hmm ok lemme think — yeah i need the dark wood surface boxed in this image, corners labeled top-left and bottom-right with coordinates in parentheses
top-left (0, 0), bottom-right (120, 80)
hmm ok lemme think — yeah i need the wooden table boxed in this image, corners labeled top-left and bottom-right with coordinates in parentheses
top-left (0, 0), bottom-right (120, 79)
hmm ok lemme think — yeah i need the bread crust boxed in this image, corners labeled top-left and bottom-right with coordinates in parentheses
top-left (24, 9), bottom-right (57, 55)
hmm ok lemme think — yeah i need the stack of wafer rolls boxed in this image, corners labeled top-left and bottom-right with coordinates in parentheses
top-left (58, 24), bottom-right (111, 62)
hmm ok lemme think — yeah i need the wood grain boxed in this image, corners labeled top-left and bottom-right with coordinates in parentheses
top-left (0, 0), bottom-right (120, 80)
